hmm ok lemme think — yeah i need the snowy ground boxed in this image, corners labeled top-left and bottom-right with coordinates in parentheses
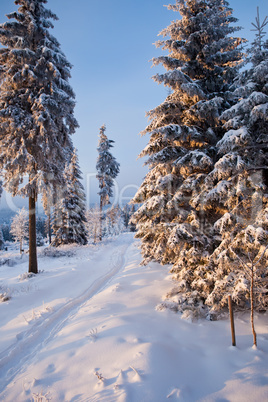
top-left (0, 233), bottom-right (267, 402)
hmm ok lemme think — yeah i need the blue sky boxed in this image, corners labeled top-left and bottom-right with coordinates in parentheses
top-left (0, 0), bottom-right (267, 211)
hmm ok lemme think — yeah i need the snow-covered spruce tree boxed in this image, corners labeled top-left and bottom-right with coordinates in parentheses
top-left (85, 206), bottom-right (101, 244)
top-left (10, 207), bottom-right (28, 253)
top-left (132, 0), bottom-right (243, 305)
top-left (2, 224), bottom-right (11, 242)
top-left (128, 204), bottom-right (137, 232)
top-left (96, 125), bottom-right (120, 241)
top-left (36, 216), bottom-right (46, 238)
top-left (0, 0), bottom-right (78, 273)
top-left (122, 204), bottom-right (131, 229)
top-left (52, 149), bottom-right (87, 246)
top-left (200, 9), bottom-right (268, 319)
top-left (105, 205), bottom-right (124, 236)
top-left (0, 226), bottom-right (5, 251)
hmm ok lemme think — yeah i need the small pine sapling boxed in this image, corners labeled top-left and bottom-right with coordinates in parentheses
top-left (94, 371), bottom-right (105, 382)
top-left (229, 231), bottom-right (268, 347)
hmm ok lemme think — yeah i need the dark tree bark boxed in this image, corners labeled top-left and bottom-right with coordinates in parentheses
top-left (48, 211), bottom-right (52, 244)
top-left (29, 195), bottom-right (38, 274)
top-left (99, 196), bottom-right (103, 242)
top-left (250, 267), bottom-right (257, 347)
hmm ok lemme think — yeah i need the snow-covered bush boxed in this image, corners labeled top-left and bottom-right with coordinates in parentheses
top-left (0, 286), bottom-right (11, 302)
top-left (41, 247), bottom-right (75, 258)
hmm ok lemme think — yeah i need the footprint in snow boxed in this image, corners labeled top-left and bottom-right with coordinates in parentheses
top-left (112, 284), bottom-right (122, 292)
top-left (46, 363), bottom-right (56, 374)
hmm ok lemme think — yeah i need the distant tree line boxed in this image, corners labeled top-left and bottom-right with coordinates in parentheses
top-left (0, 203), bottom-right (136, 252)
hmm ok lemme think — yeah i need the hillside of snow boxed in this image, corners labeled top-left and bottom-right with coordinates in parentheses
top-left (0, 233), bottom-right (267, 401)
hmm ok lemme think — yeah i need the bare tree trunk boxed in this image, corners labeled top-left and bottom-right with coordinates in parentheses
top-left (48, 211), bottom-right (52, 244)
top-left (94, 226), bottom-right (97, 244)
top-left (250, 266), bottom-right (257, 347)
top-left (99, 196), bottom-right (103, 241)
top-left (29, 195), bottom-right (38, 274)
top-left (228, 295), bottom-right (236, 346)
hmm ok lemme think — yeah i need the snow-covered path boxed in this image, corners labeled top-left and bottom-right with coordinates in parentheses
top-left (0, 233), bottom-right (133, 396)
top-left (0, 233), bottom-right (267, 401)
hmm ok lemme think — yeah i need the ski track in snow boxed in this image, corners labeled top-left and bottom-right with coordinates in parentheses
top-left (0, 234), bottom-right (267, 401)
top-left (0, 235), bottom-right (132, 395)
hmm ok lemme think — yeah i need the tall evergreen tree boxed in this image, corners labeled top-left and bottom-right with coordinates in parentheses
top-left (52, 149), bottom-right (87, 246)
top-left (0, 0), bottom-right (78, 273)
top-left (96, 125), bottom-right (120, 241)
top-left (201, 9), bottom-right (268, 318)
top-left (132, 0), bottom-right (244, 274)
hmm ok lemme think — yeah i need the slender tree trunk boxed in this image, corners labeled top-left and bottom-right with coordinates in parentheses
top-left (228, 295), bottom-right (236, 346)
top-left (250, 266), bottom-right (257, 347)
top-left (20, 238), bottom-right (23, 254)
top-left (29, 195), bottom-right (38, 274)
top-left (48, 211), bottom-right (52, 244)
top-left (94, 226), bottom-right (97, 244)
top-left (99, 196), bottom-right (103, 241)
